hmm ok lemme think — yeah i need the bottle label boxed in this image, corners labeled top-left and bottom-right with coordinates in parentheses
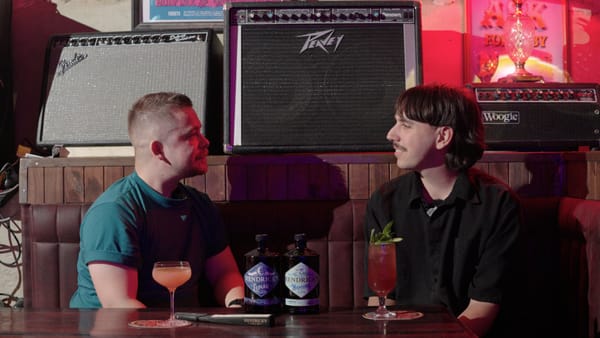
top-left (244, 262), bottom-right (279, 297)
top-left (244, 296), bottom-right (280, 306)
top-left (285, 298), bottom-right (319, 306)
top-left (285, 262), bottom-right (319, 298)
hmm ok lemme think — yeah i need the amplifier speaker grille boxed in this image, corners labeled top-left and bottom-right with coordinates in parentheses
top-left (225, 1), bottom-right (422, 153)
top-left (37, 30), bottom-right (221, 153)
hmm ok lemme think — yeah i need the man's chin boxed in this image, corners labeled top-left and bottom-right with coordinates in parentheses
top-left (394, 158), bottom-right (414, 171)
top-left (193, 166), bottom-right (208, 176)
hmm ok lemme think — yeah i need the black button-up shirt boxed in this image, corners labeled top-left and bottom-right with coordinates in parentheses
top-left (364, 168), bottom-right (520, 317)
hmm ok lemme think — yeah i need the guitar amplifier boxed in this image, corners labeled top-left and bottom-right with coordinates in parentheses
top-left (36, 29), bottom-right (222, 154)
top-left (224, 1), bottom-right (423, 153)
top-left (468, 83), bottom-right (600, 150)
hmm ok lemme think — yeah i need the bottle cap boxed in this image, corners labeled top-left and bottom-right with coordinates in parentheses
top-left (255, 233), bottom-right (269, 242)
top-left (294, 233), bottom-right (306, 241)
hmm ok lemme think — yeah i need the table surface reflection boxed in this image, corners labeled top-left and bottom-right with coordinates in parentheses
top-left (0, 306), bottom-right (476, 337)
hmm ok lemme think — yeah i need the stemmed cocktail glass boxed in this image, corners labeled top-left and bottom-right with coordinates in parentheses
top-left (363, 223), bottom-right (423, 321)
top-left (364, 242), bottom-right (398, 320)
top-left (129, 261), bottom-right (192, 328)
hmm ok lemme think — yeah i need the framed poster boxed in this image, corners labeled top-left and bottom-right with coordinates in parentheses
top-left (132, 0), bottom-right (276, 31)
top-left (465, 0), bottom-right (569, 83)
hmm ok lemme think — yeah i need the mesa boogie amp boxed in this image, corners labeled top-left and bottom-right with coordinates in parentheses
top-left (467, 83), bottom-right (600, 150)
top-left (224, 1), bottom-right (423, 153)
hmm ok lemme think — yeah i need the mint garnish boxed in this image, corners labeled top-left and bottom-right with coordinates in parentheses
top-left (369, 221), bottom-right (403, 245)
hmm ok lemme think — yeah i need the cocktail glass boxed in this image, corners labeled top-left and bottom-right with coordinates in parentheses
top-left (129, 261), bottom-right (192, 328)
top-left (364, 242), bottom-right (397, 320)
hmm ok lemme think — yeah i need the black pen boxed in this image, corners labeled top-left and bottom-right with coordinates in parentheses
top-left (174, 312), bottom-right (275, 327)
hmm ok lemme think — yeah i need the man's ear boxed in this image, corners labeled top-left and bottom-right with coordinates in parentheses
top-left (435, 126), bottom-right (454, 149)
top-left (150, 140), bottom-right (167, 162)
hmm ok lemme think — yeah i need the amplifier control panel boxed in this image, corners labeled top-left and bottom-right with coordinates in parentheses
top-left (229, 4), bottom-right (417, 25)
top-left (470, 83), bottom-right (599, 103)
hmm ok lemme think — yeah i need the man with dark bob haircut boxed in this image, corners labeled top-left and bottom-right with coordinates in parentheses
top-left (364, 84), bottom-right (520, 337)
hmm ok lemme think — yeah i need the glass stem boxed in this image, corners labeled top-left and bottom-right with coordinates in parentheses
top-left (378, 296), bottom-right (387, 314)
top-left (169, 288), bottom-right (175, 321)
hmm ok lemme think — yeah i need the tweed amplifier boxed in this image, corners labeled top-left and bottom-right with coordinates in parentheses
top-left (224, 1), bottom-right (423, 153)
top-left (468, 83), bottom-right (600, 150)
top-left (37, 29), bottom-right (222, 154)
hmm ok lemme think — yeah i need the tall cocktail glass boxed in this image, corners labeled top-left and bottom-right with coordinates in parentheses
top-left (364, 242), bottom-right (397, 320)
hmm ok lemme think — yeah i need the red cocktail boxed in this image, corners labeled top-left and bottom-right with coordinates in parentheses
top-left (364, 243), bottom-right (397, 319)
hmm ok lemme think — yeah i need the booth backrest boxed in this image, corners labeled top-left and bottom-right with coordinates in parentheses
top-left (21, 200), bottom-right (369, 310)
top-left (20, 197), bottom-right (600, 338)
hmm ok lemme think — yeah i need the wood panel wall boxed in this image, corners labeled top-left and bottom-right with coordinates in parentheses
top-left (18, 151), bottom-right (600, 205)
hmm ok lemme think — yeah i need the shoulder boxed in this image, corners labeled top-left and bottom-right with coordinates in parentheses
top-left (85, 174), bottom-right (144, 219)
top-left (374, 171), bottom-right (416, 198)
top-left (368, 172), bottom-right (417, 211)
top-left (467, 168), bottom-right (520, 209)
top-left (468, 168), bottom-right (515, 194)
top-left (181, 184), bottom-right (212, 204)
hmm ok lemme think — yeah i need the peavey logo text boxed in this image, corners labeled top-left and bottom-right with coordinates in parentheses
top-left (56, 52), bottom-right (88, 76)
top-left (482, 111), bottom-right (520, 124)
top-left (297, 29), bottom-right (344, 54)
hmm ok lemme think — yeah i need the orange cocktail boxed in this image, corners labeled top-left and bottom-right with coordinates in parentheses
top-left (153, 265), bottom-right (192, 291)
top-left (129, 261), bottom-right (192, 328)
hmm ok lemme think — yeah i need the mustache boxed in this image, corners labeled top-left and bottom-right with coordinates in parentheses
top-left (391, 142), bottom-right (406, 151)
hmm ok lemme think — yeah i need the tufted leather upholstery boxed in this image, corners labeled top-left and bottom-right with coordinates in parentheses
top-left (20, 197), bottom-right (600, 337)
top-left (21, 200), bottom-right (369, 310)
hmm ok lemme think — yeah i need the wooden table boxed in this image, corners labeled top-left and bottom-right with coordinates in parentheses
top-left (0, 306), bottom-right (475, 337)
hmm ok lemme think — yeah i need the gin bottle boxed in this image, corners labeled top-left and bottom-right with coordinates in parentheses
top-left (243, 234), bottom-right (282, 313)
top-left (284, 233), bottom-right (320, 314)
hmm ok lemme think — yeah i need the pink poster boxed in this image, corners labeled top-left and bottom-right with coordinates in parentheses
top-left (465, 0), bottom-right (568, 83)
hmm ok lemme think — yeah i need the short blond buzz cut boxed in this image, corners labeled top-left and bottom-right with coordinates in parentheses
top-left (127, 92), bottom-right (193, 147)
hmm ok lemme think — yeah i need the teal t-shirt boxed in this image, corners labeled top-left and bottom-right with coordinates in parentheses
top-left (69, 172), bottom-right (227, 308)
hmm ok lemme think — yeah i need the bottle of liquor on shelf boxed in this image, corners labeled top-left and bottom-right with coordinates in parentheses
top-left (283, 233), bottom-right (320, 314)
top-left (243, 233), bottom-right (282, 313)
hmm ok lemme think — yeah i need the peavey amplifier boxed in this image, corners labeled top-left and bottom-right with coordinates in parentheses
top-left (224, 1), bottom-right (423, 153)
top-left (37, 29), bottom-right (222, 154)
top-left (468, 83), bottom-right (600, 150)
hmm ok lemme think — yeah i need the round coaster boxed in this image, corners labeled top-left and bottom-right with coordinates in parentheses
top-left (362, 310), bottom-right (424, 321)
top-left (128, 319), bottom-right (192, 328)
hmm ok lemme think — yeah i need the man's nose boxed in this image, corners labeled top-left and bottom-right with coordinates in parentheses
top-left (386, 125), bottom-right (396, 141)
top-left (200, 134), bottom-right (210, 147)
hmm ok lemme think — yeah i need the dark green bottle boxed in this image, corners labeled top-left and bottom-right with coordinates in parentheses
top-left (283, 233), bottom-right (320, 314)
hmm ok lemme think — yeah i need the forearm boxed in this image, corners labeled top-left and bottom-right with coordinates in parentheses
top-left (89, 262), bottom-right (145, 309)
top-left (214, 272), bottom-right (244, 307)
top-left (458, 299), bottom-right (499, 337)
top-left (100, 297), bottom-right (146, 309)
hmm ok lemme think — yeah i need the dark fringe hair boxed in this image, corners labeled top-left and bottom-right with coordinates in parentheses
top-left (395, 84), bottom-right (485, 171)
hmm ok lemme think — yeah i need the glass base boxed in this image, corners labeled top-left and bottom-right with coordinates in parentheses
top-left (498, 73), bottom-right (544, 83)
top-left (129, 319), bottom-right (192, 328)
top-left (363, 310), bottom-right (424, 321)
